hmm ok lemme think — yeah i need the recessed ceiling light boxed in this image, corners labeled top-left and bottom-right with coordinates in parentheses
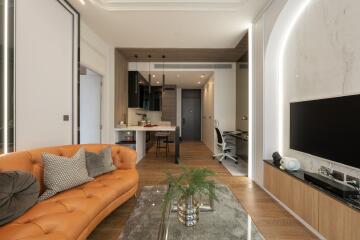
top-left (152, 74), bottom-right (156, 78)
top-left (200, 74), bottom-right (206, 79)
top-left (156, 81), bottom-right (160, 84)
top-left (79, 0), bottom-right (86, 5)
top-left (197, 81), bottom-right (201, 84)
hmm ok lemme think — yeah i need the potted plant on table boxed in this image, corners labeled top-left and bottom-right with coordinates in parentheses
top-left (164, 166), bottom-right (218, 227)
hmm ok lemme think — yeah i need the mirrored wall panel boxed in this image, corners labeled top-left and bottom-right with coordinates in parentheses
top-left (0, 0), bottom-right (15, 154)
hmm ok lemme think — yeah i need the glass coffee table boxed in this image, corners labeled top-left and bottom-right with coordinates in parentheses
top-left (119, 184), bottom-right (264, 240)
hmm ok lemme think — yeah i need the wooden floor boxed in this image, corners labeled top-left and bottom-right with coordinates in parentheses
top-left (88, 142), bottom-right (318, 240)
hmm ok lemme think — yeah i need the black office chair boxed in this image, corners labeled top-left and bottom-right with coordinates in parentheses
top-left (212, 126), bottom-right (238, 164)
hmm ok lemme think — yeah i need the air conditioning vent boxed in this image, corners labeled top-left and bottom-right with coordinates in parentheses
top-left (238, 62), bottom-right (248, 69)
top-left (154, 63), bottom-right (233, 69)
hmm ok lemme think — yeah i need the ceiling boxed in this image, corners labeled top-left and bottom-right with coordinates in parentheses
top-left (68, 0), bottom-right (269, 48)
top-left (139, 71), bottom-right (213, 88)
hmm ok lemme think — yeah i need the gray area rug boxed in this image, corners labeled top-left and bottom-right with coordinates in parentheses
top-left (119, 184), bottom-right (264, 240)
top-left (221, 158), bottom-right (248, 176)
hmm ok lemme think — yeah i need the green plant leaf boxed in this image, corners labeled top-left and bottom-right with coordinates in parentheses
top-left (163, 165), bottom-right (218, 209)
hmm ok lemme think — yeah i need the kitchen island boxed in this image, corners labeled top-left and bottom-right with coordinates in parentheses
top-left (114, 126), bottom-right (180, 164)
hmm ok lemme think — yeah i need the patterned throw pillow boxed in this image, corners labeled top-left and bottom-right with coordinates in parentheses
top-left (85, 147), bottom-right (116, 177)
top-left (39, 148), bottom-right (93, 201)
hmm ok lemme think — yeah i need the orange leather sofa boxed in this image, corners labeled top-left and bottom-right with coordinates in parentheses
top-left (0, 144), bottom-right (139, 240)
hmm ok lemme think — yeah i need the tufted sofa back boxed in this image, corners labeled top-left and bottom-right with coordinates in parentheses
top-left (0, 144), bottom-right (137, 194)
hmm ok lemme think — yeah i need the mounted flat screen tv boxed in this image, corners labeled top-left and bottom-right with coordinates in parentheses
top-left (290, 94), bottom-right (360, 169)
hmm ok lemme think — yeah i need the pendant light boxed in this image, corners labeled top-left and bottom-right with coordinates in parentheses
top-left (134, 54), bottom-right (138, 94)
top-left (148, 55), bottom-right (152, 94)
top-left (162, 55), bottom-right (166, 91)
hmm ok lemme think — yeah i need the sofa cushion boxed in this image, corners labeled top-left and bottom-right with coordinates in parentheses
top-left (86, 147), bottom-right (116, 177)
top-left (0, 144), bottom-right (138, 240)
top-left (0, 168), bottom-right (139, 240)
top-left (0, 171), bottom-right (40, 226)
top-left (39, 148), bottom-right (93, 201)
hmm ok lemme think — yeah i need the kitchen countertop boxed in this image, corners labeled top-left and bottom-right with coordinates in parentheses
top-left (114, 126), bottom-right (177, 132)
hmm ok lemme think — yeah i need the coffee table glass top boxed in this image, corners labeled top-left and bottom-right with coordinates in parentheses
top-left (119, 185), bottom-right (264, 240)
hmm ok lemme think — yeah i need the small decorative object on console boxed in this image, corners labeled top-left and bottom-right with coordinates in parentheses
top-left (280, 157), bottom-right (300, 171)
top-left (119, 121), bottom-right (127, 129)
top-left (272, 152), bottom-right (282, 166)
top-left (164, 166), bottom-right (217, 227)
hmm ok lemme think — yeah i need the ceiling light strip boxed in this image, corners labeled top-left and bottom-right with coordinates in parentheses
top-left (88, 0), bottom-right (246, 11)
top-left (3, 0), bottom-right (9, 154)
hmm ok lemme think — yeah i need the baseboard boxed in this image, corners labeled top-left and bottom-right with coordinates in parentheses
top-left (258, 184), bottom-right (326, 240)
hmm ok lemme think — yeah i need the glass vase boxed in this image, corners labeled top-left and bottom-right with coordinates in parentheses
top-left (177, 195), bottom-right (200, 227)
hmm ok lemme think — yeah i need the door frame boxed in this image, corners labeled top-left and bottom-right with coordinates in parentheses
top-left (78, 65), bottom-right (103, 144)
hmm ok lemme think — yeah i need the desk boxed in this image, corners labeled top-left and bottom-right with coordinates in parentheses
top-left (223, 131), bottom-right (248, 160)
top-left (114, 126), bottom-right (180, 164)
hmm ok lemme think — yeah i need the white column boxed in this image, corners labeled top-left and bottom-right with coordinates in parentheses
top-left (136, 131), bottom-right (146, 163)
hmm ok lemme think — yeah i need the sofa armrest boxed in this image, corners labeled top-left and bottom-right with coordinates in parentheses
top-left (111, 145), bottom-right (137, 170)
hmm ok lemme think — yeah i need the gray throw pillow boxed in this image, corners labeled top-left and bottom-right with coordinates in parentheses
top-left (85, 147), bottom-right (116, 177)
top-left (39, 148), bottom-right (93, 201)
top-left (0, 171), bottom-right (40, 226)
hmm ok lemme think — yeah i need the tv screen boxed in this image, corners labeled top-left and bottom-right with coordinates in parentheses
top-left (290, 94), bottom-right (360, 169)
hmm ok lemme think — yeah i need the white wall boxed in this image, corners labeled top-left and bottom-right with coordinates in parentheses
top-left (259, 0), bottom-right (360, 185)
top-left (202, 75), bottom-right (215, 152)
top-left (282, 0), bottom-right (360, 177)
top-left (252, 18), bottom-right (264, 184)
top-left (213, 65), bottom-right (237, 134)
top-left (80, 21), bottom-right (115, 144)
top-left (176, 87), bottom-right (182, 137)
top-left (127, 108), bottom-right (162, 126)
top-left (252, 0), bottom-right (287, 185)
top-left (201, 66), bottom-right (236, 154)
top-left (15, 0), bottom-right (78, 150)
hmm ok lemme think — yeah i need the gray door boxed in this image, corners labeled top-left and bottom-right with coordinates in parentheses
top-left (182, 90), bottom-right (201, 141)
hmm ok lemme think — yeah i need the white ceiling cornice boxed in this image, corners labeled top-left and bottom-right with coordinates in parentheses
top-left (88, 0), bottom-right (249, 11)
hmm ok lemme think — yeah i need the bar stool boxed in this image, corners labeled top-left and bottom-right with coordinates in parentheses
top-left (155, 132), bottom-right (170, 156)
top-left (155, 121), bottom-right (171, 157)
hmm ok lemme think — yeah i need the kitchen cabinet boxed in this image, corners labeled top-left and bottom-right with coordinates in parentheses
top-left (128, 71), bottom-right (148, 109)
top-left (161, 85), bottom-right (177, 125)
top-left (150, 86), bottom-right (162, 111)
top-left (128, 71), bottom-right (162, 111)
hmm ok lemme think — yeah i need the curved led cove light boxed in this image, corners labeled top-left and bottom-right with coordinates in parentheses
top-left (88, 0), bottom-right (247, 11)
top-left (278, 0), bottom-right (312, 154)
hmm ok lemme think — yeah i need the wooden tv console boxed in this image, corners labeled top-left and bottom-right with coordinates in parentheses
top-left (263, 160), bottom-right (360, 240)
